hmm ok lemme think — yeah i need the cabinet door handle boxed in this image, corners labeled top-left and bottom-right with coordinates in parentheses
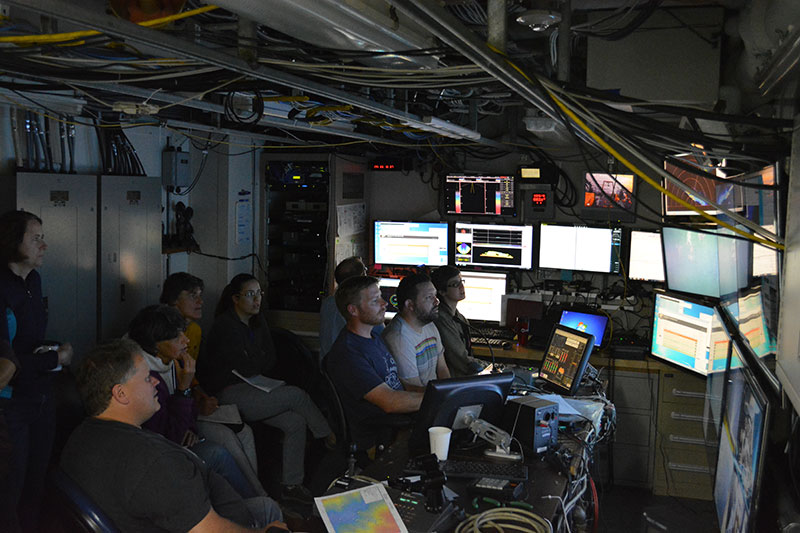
top-left (671, 388), bottom-right (707, 400)
top-left (668, 434), bottom-right (716, 447)
top-left (671, 412), bottom-right (708, 423)
top-left (667, 462), bottom-right (711, 474)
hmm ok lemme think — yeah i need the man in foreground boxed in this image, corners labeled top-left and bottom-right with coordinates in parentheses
top-left (327, 276), bottom-right (423, 450)
top-left (60, 339), bottom-right (285, 533)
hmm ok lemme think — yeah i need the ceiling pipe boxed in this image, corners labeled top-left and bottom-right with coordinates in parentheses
top-left (487, 0), bottom-right (508, 54)
top-left (557, 0), bottom-right (571, 83)
top-left (5, 0), bottom-right (500, 147)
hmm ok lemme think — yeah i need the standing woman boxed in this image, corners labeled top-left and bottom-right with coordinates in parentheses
top-left (198, 273), bottom-right (332, 505)
top-left (0, 210), bottom-right (73, 532)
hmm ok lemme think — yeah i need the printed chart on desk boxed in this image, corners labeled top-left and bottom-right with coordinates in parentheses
top-left (315, 484), bottom-right (408, 533)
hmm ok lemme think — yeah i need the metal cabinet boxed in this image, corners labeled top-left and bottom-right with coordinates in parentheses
top-left (98, 175), bottom-right (162, 341)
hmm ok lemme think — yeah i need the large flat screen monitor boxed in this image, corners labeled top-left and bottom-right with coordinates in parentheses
top-left (651, 292), bottom-right (721, 376)
top-left (628, 230), bottom-right (665, 282)
top-left (538, 224), bottom-right (622, 274)
top-left (559, 309), bottom-right (608, 349)
top-left (458, 271), bottom-right (507, 324)
top-left (408, 372), bottom-right (515, 455)
top-left (539, 325), bottom-right (595, 396)
top-left (714, 366), bottom-right (769, 533)
top-left (454, 222), bottom-right (533, 270)
top-left (443, 174), bottom-right (516, 217)
top-left (373, 220), bottom-right (449, 267)
top-left (583, 172), bottom-right (636, 222)
top-left (662, 227), bottom-right (749, 299)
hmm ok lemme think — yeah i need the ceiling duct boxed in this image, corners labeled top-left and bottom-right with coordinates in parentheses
top-left (207, 0), bottom-right (439, 69)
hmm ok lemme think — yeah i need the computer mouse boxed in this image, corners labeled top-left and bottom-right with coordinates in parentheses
top-left (501, 341), bottom-right (513, 350)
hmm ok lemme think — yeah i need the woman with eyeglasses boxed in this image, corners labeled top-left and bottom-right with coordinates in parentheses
top-left (430, 265), bottom-right (487, 377)
top-left (198, 273), bottom-right (332, 507)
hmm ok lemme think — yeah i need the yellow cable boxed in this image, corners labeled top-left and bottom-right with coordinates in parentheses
top-left (485, 43), bottom-right (783, 251)
top-left (0, 5), bottom-right (219, 45)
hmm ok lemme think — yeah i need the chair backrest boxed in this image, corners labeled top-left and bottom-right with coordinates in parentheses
top-left (49, 468), bottom-right (120, 533)
top-left (321, 355), bottom-right (352, 449)
top-left (270, 326), bottom-right (321, 393)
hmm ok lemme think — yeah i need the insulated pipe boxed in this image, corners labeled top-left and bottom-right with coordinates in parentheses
top-left (487, 0), bottom-right (508, 55)
top-left (557, 0), bottom-right (571, 83)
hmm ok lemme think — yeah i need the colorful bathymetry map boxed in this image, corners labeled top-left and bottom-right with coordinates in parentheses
top-left (315, 484), bottom-right (407, 533)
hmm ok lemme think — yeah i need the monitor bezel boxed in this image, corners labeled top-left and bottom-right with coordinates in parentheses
top-left (537, 223), bottom-right (623, 275)
top-left (453, 221), bottom-right (534, 270)
top-left (372, 219), bottom-right (450, 267)
top-left (626, 229), bottom-right (666, 283)
top-left (581, 171), bottom-right (637, 223)
top-left (441, 173), bottom-right (518, 218)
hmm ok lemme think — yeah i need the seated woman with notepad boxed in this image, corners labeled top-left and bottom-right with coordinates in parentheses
top-left (127, 304), bottom-right (268, 500)
top-left (198, 273), bottom-right (333, 506)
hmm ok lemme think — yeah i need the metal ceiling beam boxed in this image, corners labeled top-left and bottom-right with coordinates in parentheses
top-left (388, 0), bottom-right (561, 123)
top-left (8, 0), bottom-right (506, 149)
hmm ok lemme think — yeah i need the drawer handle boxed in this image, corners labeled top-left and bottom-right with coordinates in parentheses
top-left (667, 462), bottom-right (711, 474)
top-left (671, 388), bottom-right (707, 400)
top-left (671, 412), bottom-right (707, 423)
top-left (669, 435), bottom-right (715, 447)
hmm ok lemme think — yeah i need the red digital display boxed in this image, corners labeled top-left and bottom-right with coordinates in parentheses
top-left (531, 192), bottom-right (548, 207)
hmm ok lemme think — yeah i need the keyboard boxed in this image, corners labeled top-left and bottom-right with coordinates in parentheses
top-left (476, 327), bottom-right (516, 340)
top-left (470, 336), bottom-right (509, 347)
top-left (406, 458), bottom-right (528, 481)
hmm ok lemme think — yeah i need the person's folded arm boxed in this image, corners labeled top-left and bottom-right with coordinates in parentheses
top-left (189, 508), bottom-right (288, 533)
top-left (363, 383), bottom-right (423, 414)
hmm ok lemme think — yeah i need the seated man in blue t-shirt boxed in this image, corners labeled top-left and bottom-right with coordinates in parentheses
top-left (326, 276), bottom-right (423, 450)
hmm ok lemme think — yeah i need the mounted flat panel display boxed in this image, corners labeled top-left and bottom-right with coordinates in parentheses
top-left (651, 292), bottom-right (723, 376)
top-left (663, 155), bottom-right (730, 216)
top-left (583, 172), bottom-right (636, 222)
top-left (559, 309), bottom-right (609, 350)
top-left (443, 174), bottom-right (516, 217)
top-left (538, 224), bottom-right (621, 274)
top-left (628, 230), bottom-right (665, 282)
top-left (662, 227), bottom-right (749, 299)
top-left (454, 222), bottom-right (533, 269)
top-left (377, 277), bottom-right (401, 320)
top-left (373, 220), bottom-right (448, 267)
top-left (458, 271), bottom-right (507, 323)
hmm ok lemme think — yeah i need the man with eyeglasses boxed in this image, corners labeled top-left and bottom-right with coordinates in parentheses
top-left (430, 266), bottom-right (487, 377)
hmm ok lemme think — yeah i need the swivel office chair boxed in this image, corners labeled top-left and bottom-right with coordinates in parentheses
top-left (46, 468), bottom-right (120, 533)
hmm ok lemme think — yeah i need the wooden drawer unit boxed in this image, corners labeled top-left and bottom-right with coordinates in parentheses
top-left (659, 370), bottom-right (708, 405)
top-left (653, 442), bottom-right (714, 500)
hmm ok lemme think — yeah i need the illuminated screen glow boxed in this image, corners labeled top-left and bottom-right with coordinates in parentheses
top-left (651, 292), bottom-right (720, 376)
top-left (628, 230), bottom-right (665, 282)
top-left (454, 222), bottom-right (533, 270)
top-left (458, 271), bottom-right (507, 323)
top-left (443, 175), bottom-right (515, 217)
top-left (373, 221), bottom-right (449, 267)
top-left (559, 310), bottom-right (609, 348)
top-left (538, 224), bottom-right (622, 274)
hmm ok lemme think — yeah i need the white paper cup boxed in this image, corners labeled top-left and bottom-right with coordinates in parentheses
top-left (428, 426), bottom-right (452, 461)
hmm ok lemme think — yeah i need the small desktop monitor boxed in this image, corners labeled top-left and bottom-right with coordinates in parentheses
top-left (735, 286), bottom-right (776, 358)
top-left (377, 277), bottom-right (401, 320)
top-left (458, 271), bottom-right (507, 324)
top-left (714, 365), bottom-right (769, 533)
top-left (583, 172), bottom-right (636, 222)
top-left (651, 292), bottom-right (719, 376)
top-left (559, 310), bottom-right (608, 350)
top-left (627, 230), bottom-right (665, 282)
top-left (538, 224), bottom-right (622, 274)
top-left (408, 372), bottom-right (515, 455)
top-left (443, 174), bottom-right (516, 217)
top-left (373, 220), bottom-right (449, 267)
top-left (539, 325), bottom-right (595, 396)
top-left (454, 222), bottom-right (533, 270)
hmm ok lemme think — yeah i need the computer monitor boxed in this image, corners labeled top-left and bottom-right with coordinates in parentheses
top-left (663, 155), bottom-right (729, 216)
top-left (538, 224), bottom-right (622, 274)
top-left (627, 230), bottom-right (665, 282)
top-left (377, 277), bottom-right (401, 320)
top-left (373, 220), bottom-right (449, 267)
top-left (408, 372), bottom-right (515, 455)
top-left (714, 365), bottom-right (769, 533)
top-left (583, 172), bottom-right (636, 222)
top-left (443, 174), bottom-right (516, 217)
top-left (454, 222), bottom-right (533, 270)
top-left (538, 325), bottom-right (595, 396)
top-left (558, 309), bottom-right (608, 350)
top-left (651, 292), bottom-right (719, 376)
top-left (662, 227), bottom-right (749, 299)
top-left (458, 271), bottom-right (507, 324)
top-left (735, 286), bottom-right (776, 358)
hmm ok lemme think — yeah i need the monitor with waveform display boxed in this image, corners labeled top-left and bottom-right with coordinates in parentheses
top-left (443, 174), bottom-right (516, 217)
top-left (454, 222), bottom-right (533, 270)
